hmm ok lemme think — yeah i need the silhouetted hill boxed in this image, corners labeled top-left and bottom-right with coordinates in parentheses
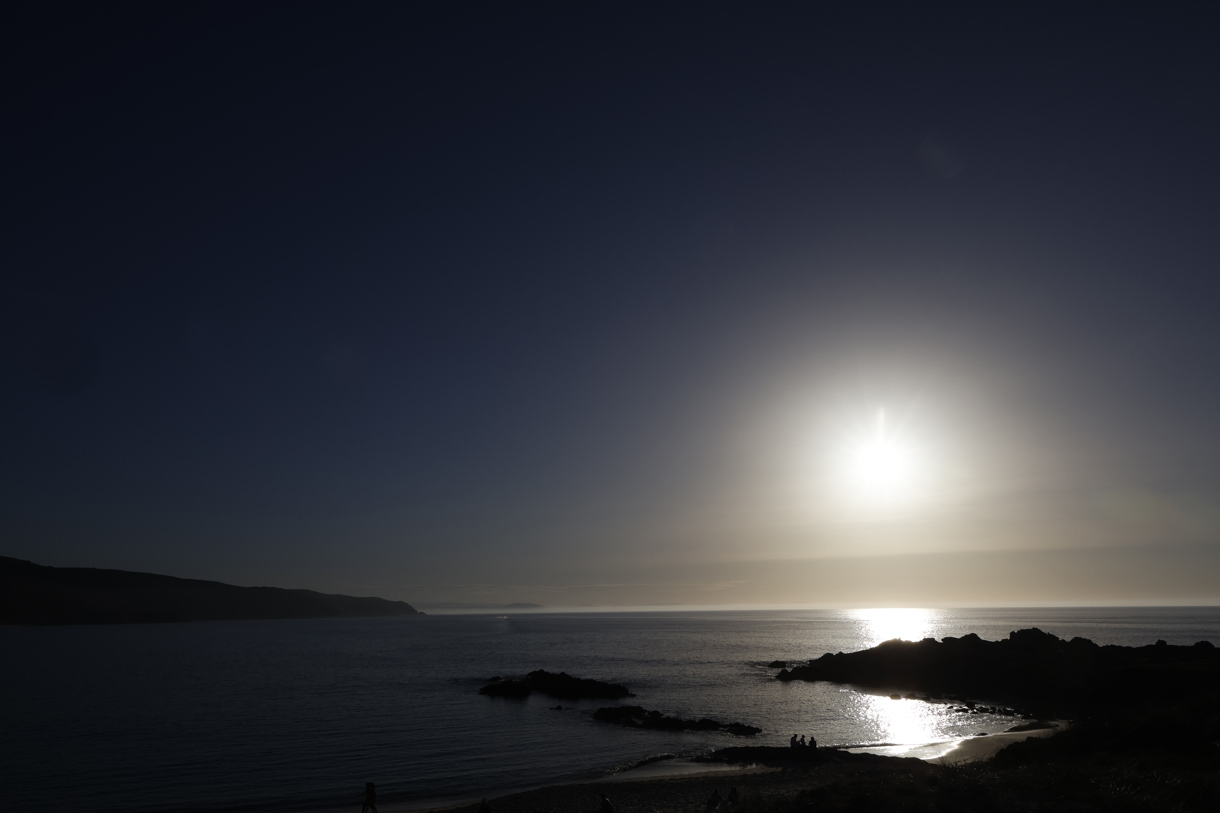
top-left (416, 602), bottom-right (544, 611)
top-left (0, 556), bottom-right (423, 625)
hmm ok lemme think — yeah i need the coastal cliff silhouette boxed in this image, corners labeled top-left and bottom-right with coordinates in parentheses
top-left (776, 627), bottom-right (1219, 716)
top-left (0, 556), bottom-right (423, 625)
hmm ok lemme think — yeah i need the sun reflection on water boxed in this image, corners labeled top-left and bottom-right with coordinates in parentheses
top-left (856, 692), bottom-right (942, 746)
top-left (838, 608), bottom-right (970, 754)
top-left (849, 607), bottom-right (940, 648)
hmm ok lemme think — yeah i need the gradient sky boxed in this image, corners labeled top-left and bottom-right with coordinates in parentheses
top-left (4, 3), bottom-right (1219, 608)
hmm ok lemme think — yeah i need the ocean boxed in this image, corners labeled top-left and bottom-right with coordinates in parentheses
top-left (4, 606), bottom-right (1219, 813)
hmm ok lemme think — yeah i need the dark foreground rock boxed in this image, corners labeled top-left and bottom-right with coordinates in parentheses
top-left (479, 670), bottom-right (633, 699)
top-left (594, 705), bottom-right (761, 735)
top-left (0, 556), bottom-right (422, 625)
top-left (776, 628), bottom-right (1220, 715)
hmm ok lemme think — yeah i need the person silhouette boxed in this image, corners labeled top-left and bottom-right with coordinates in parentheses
top-left (798, 735), bottom-right (806, 748)
top-left (359, 782), bottom-right (377, 813)
top-left (789, 733), bottom-right (798, 748)
top-left (705, 788), bottom-right (722, 811)
top-left (726, 787), bottom-right (740, 808)
top-left (479, 798), bottom-right (491, 813)
top-left (599, 792), bottom-right (615, 813)
top-left (808, 735), bottom-right (817, 750)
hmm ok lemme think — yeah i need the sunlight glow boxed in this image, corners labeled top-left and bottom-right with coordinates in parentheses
top-left (850, 607), bottom-right (937, 647)
top-left (840, 408), bottom-right (925, 508)
top-left (857, 691), bottom-right (941, 746)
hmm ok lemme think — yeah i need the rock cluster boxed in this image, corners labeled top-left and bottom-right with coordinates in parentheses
top-left (479, 669), bottom-right (634, 700)
top-left (774, 628), bottom-right (1220, 715)
top-left (594, 705), bottom-right (761, 736)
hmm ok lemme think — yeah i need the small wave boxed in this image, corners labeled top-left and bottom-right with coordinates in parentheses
top-left (611, 753), bottom-right (679, 774)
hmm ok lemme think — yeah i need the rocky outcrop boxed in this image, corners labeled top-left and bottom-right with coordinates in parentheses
top-left (775, 628), bottom-right (1220, 714)
top-left (479, 670), bottom-right (634, 699)
top-left (593, 705), bottom-right (760, 736)
top-left (478, 678), bottom-right (532, 698)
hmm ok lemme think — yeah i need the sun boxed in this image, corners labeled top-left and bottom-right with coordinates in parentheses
top-left (844, 409), bottom-right (920, 504)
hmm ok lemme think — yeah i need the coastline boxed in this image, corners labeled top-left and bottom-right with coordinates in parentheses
top-left (13, 612), bottom-right (1213, 813)
top-left (403, 757), bottom-right (906, 813)
top-left (846, 720), bottom-right (1065, 762)
top-left (400, 727), bottom-right (1065, 813)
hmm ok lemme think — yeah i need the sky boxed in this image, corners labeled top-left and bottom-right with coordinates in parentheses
top-left (4, 3), bottom-right (1220, 608)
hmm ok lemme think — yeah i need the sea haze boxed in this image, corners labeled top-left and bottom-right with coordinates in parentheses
top-left (5, 608), bottom-right (1219, 813)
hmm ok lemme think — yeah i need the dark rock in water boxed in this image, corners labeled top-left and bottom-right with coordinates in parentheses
top-left (768, 660), bottom-right (788, 668)
top-left (774, 627), bottom-right (1220, 716)
top-left (479, 679), bottom-right (531, 698)
top-left (487, 676), bottom-right (501, 682)
top-left (523, 669), bottom-right (633, 700)
top-left (551, 705), bottom-right (564, 710)
top-left (478, 669), bottom-right (633, 700)
top-left (890, 693), bottom-right (902, 700)
top-left (594, 706), bottom-right (760, 736)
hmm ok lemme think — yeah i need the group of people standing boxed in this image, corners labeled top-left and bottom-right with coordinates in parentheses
top-left (789, 733), bottom-right (817, 749)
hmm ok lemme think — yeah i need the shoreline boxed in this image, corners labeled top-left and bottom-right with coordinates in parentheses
top-left (400, 725), bottom-right (1065, 813)
top-left (845, 720), bottom-right (1064, 762)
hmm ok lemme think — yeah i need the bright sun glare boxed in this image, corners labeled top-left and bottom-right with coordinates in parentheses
top-left (845, 409), bottom-right (920, 504)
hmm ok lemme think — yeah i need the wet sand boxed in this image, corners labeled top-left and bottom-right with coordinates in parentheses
top-left (404, 725), bottom-right (1065, 813)
top-left (934, 723), bottom-right (1063, 763)
top-left (408, 752), bottom-right (930, 813)
top-left (848, 720), bottom-right (1065, 763)
top-left (410, 764), bottom-right (915, 813)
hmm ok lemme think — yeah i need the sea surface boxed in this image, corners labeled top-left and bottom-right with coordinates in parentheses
top-left (5, 606), bottom-right (1219, 813)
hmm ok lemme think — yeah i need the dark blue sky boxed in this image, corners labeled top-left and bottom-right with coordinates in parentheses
top-left (4, 3), bottom-right (1219, 607)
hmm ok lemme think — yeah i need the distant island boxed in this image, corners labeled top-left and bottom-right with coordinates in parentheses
top-left (0, 556), bottom-right (423, 625)
top-left (416, 602), bottom-right (545, 611)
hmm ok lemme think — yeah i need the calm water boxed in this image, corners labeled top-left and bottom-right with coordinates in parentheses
top-left (4, 607), bottom-right (1219, 813)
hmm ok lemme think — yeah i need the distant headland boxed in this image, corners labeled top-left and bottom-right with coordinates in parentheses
top-left (0, 556), bottom-right (423, 625)
top-left (416, 602), bottom-right (545, 612)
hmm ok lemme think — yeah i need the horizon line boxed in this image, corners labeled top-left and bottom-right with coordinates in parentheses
top-left (417, 599), bottom-right (1220, 614)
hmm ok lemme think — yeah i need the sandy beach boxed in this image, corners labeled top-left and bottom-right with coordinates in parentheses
top-left (931, 723), bottom-right (1063, 763)
top-left (409, 757), bottom-right (920, 813)
top-left (405, 725), bottom-right (1065, 813)
top-left (847, 720), bottom-right (1065, 763)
